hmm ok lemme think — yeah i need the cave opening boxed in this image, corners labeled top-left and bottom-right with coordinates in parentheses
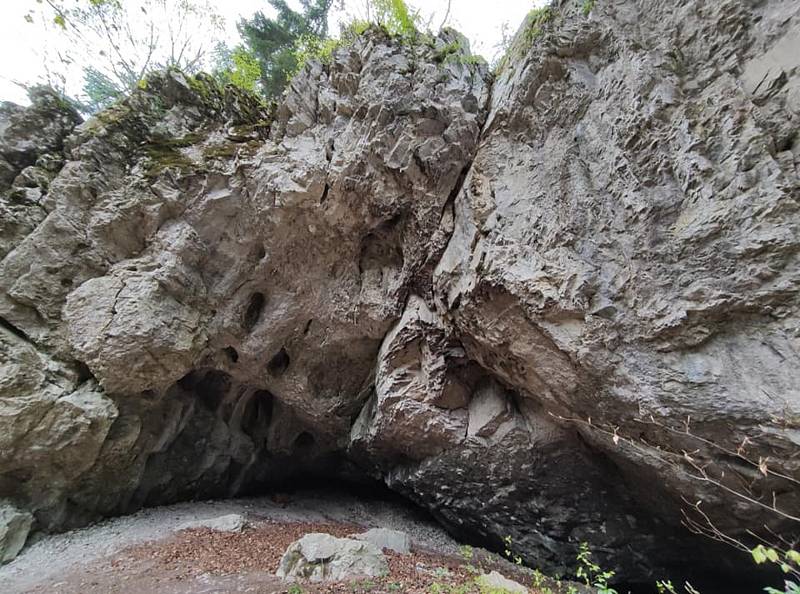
top-left (130, 367), bottom-right (776, 594)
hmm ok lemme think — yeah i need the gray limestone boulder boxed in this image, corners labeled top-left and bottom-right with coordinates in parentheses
top-left (178, 513), bottom-right (247, 533)
top-left (0, 502), bottom-right (33, 564)
top-left (350, 527), bottom-right (411, 554)
top-left (276, 533), bottom-right (389, 581)
top-left (475, 571), bottom-right (528, 594)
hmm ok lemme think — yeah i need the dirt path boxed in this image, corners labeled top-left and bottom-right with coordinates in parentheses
top-left (0, 490), bottom-right (467, 594)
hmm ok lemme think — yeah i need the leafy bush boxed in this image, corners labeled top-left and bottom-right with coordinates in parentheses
top-left (213, 45), bottom-right (261, 92)
top-left (291, 34), bottom-right (340, 75)
top-left (370, 0), bottom-right (419, 38)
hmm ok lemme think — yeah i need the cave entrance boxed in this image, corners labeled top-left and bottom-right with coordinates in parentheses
top-left (131, 367), bottom-right (774, 594)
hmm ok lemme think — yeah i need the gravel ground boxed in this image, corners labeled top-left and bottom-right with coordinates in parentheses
top-left (0, 489), bottom-right (466, 593)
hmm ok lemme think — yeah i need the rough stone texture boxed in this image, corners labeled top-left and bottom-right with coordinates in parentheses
top-left (178, 513), bottom-right (246, 533)
top-left (0, 28), bottom-right (489, 559)
top-left (0, 502), bottom-right (32, 564)
top-left (475, 571), bottom-right (528, 594)
top-left (0, 3), bottom-right (798, 586)
top-left (351, 527), bottom-right (411, 554)
top-left (393, 0), bottom-right (800, 582)
top-left (276, 533), bottom-right (389, 581)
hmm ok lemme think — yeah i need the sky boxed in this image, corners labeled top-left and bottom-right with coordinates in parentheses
top-left (0, 1), bottom-right (539, 106)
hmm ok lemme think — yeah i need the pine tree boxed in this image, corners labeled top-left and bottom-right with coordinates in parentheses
top-left (238, 0), bottom-right (333, 98)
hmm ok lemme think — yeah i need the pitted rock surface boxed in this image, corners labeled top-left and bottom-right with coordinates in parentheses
top-left (0, 3), bottom-right (797, 586)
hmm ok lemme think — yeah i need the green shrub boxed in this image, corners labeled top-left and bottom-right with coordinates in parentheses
top-left (524, 6), bottom-right (554, 45)
top-left (291, 33), bottom-right (341, 74)
top-left (214, 45), bottom-right (261, 93)
top-left (371, 0), bottom-right (419, 39)
top-left (575, 542), bottom-right (618, 594)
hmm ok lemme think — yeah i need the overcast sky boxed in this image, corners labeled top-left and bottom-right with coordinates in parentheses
top-left (0, 1), bottom-right (540, 106)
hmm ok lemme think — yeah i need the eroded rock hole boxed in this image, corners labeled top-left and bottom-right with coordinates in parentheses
top-left (195, 370), bottom-right (231, 411)
top-left (241, 389), bottom-right (273, 441)
top-left (358, 215), bottom-right (404, 277)
top-left (223, 346), bottom-right (239, 363)
top-left (267, 347), bottom-right (290, 376)
top-left (243, 292), bottom-right (266, 331)
top-left (293, 431), bottom-right (315, 450)
top-left (74, 361), bottom-right (95, 383)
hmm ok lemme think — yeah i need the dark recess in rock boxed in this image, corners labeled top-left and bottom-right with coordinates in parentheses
top-left (267, 348), bottom-right (290, 377)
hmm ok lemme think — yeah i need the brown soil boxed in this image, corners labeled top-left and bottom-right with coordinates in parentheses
top-left (18, 519), bottom-right (554, 594)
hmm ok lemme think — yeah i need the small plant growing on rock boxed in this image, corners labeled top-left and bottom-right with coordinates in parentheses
top-left (576, 542), bottom-right (618, 594)
top-left (371, 0), bottom-right (419, 39)
top-left (524, 6), bottom-right (554, 45)
top-left (532, 568), bottom-right (555, 593)
top-left (581, 0), bottom-right (596, 16)
top-left (459, 544), bottom-right (475, 561)
top-left (502, 535), bottom-right (523, 565)
top-left (656, 580), bottom-right (678, 593)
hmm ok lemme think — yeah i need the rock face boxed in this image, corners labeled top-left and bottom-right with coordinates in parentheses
top-left (276, 533), bottom-right (389, 581)
top-left (351, 527), bottom-right (411, 554)
top-left (475, 571), bottom-right (528, 594)
top-left (0, 502), bottom-right (32, 563)
top-left (0, 2), bottom-right (797, 586)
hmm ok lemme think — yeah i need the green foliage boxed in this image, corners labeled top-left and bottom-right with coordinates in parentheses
top-left (370, 0), bottom-right (419, 38)
top-left (492, 3), bottom-right (555, 75)
top-left (524, 6), bottom-right (554, 44)
top-left (657, 580), bottom-right (678, 594)
top-left (32, 0), bottom-right (224, 113)
top-left (82, 66), bottom-right (123, 112)
top-left (752, 545), bottom-right (800, 594)
top-left (342, 19), bottom-right (371, 40)
top-left (291, 34), bottom-right (340, 75)
top-left (238, 0), bottom-right (333, 98)
top-left (502, 535), bottom-right (523, 565)
top-left (459, 544), bottom-right (474, 561)
top-left (213, 44), bottom-right (262, 92)
top-left (433, 39), bottom-right (485, 67)
top-left (575, 542), bottom-right (618, 594)
top-left (429, 582), bottom-right (470, 594)
top-left (287, 585), bottom-right (304, 594)
top-left (582, 0), bottom-right (596, 16)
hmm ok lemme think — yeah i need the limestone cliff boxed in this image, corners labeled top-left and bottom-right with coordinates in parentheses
top-left (0, 0), bottom-right (798, 586)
